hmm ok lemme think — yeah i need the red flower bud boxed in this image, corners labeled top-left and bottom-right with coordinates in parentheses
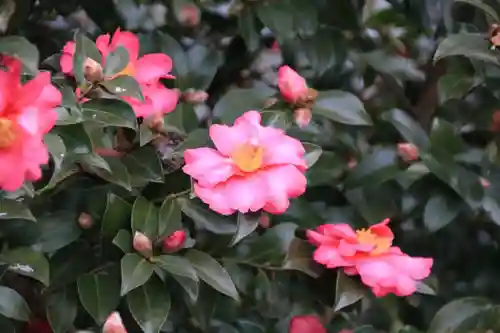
top-left (289, 315), bottom-right (326, 333)
top-left (103, 312), bottom-right (127, 333)
top-left (480, 177), bottom-right (491, 188)
top-left (259, 213), bottom-right (271, 229)
top-left (278, 66), bottom-right (309, 105)
top-left (294, 108), bottom-right (312, 128)
top-left (78, 212), bottom-right (93, 229)
top-left (397, 143), bottom-right (419, 162)
top-left (133, 231), bottom-right (153, 258)
top-left (22, 318), bottom-right (52, 333)
top-left (178, 4), bottom-right (200, 27)
top-left (162, 230), bottom-right (186, 252)
top-left (347, 156), bottom-right (357, 169)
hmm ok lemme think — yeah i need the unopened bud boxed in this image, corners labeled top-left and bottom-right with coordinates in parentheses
top-left (83, 58), bottom-right (104, 82)
top-left (133, 231), bottom-right (153, 258)
top-left (78, 212), bottom-right (93, 229)
top-left (397, 143), bottom-right (419, 162)
top-left (183, 90), bottom-right (209, 104)
top-left (259, 213), bottom-right (271, 229)
top-left (347, 156), bottom-right (357, 169)
top-left (103, 312), bottom-right (127, 333)
top-left (480, 177), bottom-right (491, 188)
top-left (263, 97), bottom-right (278, 109)
top-left (294, 108), bottom-right (312, 128)
top-left (178, 4), bottom-right (200, 27)
top-left (162, 230), bottom-right (186, 252)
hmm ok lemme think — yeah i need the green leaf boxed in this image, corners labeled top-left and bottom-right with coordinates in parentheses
top-left (73, 33), bottom-right (102, 84)
top-left (334, 271), bottom-right (365, 311)
top-left (423, 194), bottom-right (461, 232)
top-left (121, 253), bottom-right (155, 296)
top-left (213, 86), bottom-right (276, 125)
top-left (381, 109), bottom-right (429, 149)
top-left (0, 36), bottom-right (39, 73)
top-left (157, 32), bottom-right (189, 78)
top-left (438, 72), bottom-right (481, 104)
top-left (174, 129), bottom-right (210, 154)
top-left (83, 156), bottom-right (132, 191)
top-left (158, 196), bottom-right (182, 238)
top-left (127, 277), bottom-right (171, 333)
top-left (360, 50), bottom-right (425, 81)
top-left (122, 146), bottom-right (164, 187)
top-left (101, 75), bottom-right (144, 101)
top-left (103, 46), bottom-right (129, 77)
top-left (260, 110), bottom-right (291, 130)
top-left (81, 99), bottom-right (138, 130)
top-left (303, 142), bottom-right (323, 168)
top-left (177, 197), bottom-right (236, 235)
top-left (428, 297), bottom-right (500, 333)
top-left (46, 289), bottom-right (77, 333)
top-left (429, 118), bottom-right (466, 160)
top-left (113, 229), bottom-right (132, 253)
top-left (184, 44), bottom-right (222, 90)
top-left (230, 213), bottom-right (259, 246)
top-left (185, 249), bottom-right (239, 301)
top-left (101, 193), bottom-right (132, 238)
top-left (313, 90), bottom-right (372, 125)
top-left (32, 211), bottom-right (81, 253)
top-left (53, 123), bottom-right (93, 155)
top-left (77, 270), bottom-right (121, 324)
top-left (44, 133), bottom-right (66, 182)
top-left (256, 1), bottom-right (295, 42)
top-left (0, 199), bottom-right (35, 221)
top-left (238, 8), bottom-right (260, 52)
top-left (153, 255), bottom-right (198, 281)
top-left (131, 196), bottom-right (159, 239)
top-left (434, 33), bottom-right (500, 65)
top-left (345, 148), bottom-right (399, 188)
top-left (282, 238), bottom-right (322, 278)
top-left (0, 247), bottom-right (49, 286)
top-left (454, 0), bottom-right (500, 22)
top-left (0, 286), bottom-right (30, 321)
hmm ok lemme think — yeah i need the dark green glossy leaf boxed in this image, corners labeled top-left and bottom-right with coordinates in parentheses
top-left (238, 8), bottom-right (260, 52)
top-left (381, 109), bottom-right (429, 149)
top-left (158, 196), bottom-right (182, 238)
top-left (122, 146), bottom-right (164, 187)
top-left (103, 46), bottom-right (129, 77)
top-left (423, 194), bottom-right (460, 232)
top-left (303, 142), bottom-right (323, 168)
top-left (101, 75), bottom-right (144, 101)
top-left (121, 253), bottom-right (155, 296)
top-left (334, 271), bottom-right (365, 311)
top-left (46, 289), bottom-right (77, 333)
top-left (345, 148), bottom-right (399, 188)
top-left (83, 156), bottom-right (132, 191)
top-left (0, 36), bottom-right (39, 73)
top-left (101, 193), bottom-right (132, 238)
top-left (230, 213), bottom-right (259, 247)
top-left (131, 196), bottom-right (159, 239)
top-left (0, 199), bottom-right (35, 221)
top-left (177, 197), bottom-right (236, 235)
top-left (81, 99), bottom-right (138, 130)
top-left (0, 286), bottom-right (30, 321)
top-left (31, 212), bottom-right (81, 253)
top-left (434, 33), bottom-right (500, 65)
top-left (313, 90), bottom-right (372, 125)
top-left (0, 247), bottom-right (49, 285)
top-left (113, 229), bottom-right (132, 253)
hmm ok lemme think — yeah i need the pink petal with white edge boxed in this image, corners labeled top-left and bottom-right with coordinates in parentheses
top-left (135, 53), bottom-right (174, 84)
top-left (221, 172), bottom-right (269, 213)
top-left (60, 42), bottom-right (75, 74)
top-left (144, 83), bottom-right (179, 115)
top-left (183, 148), bottom-right (235, 187)
top-left (313, 246), bottom-right (350, 268)
top-left (261, 164), bottom-right (307, 214)
top-left (259, 126), bottom-right (307, 170)
top-left (193, 183), bottom-right (236, 215)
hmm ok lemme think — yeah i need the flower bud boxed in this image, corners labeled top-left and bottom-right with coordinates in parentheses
top-left (294, 108), bottom-right (312, 128)
top-left (162, 230), bottom-right (186, 252)
top-left (278, 66), bottom-right (309, 105)
top-left (78, 212), bottom-right (93, 229)
top-left (133, 231), bottom-right (153, 258)
top-left (148, 113), bottom-right (165, 132)
top-left (289, 315), bottom-right (326, 333)
top-left (491, 110), bottom-right (500, 131)
top-left (178, 4), bottom-right (200, 27)
top-left (480, 177), bottom-right (491, 188)
top-left (259, 213), bottom-right (271, 229)
top-left (347, 156), bottom-right (357, 169)
top-left (103, 312), bottom-right (127, 333)
top-left (183, 90), bottom-right (209, 104)
top-left (22, 318), bottom-right (52, 333)
top-left (397, 143), bottom-right (419, 162)
top-left (83, 58), bottom-right (104, 82)
top-left (263, 97), bottom-right (278, 109)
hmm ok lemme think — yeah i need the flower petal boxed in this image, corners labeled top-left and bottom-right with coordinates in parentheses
top-left (260, 165), bottom-right (307, 214)
top-left (135, 53), bottom-right (174, 84)
top-left (183, 148), bottom-right (235, 187)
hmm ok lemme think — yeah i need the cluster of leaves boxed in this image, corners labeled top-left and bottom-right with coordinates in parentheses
top-left (3, 0), bottom-right (500, 332)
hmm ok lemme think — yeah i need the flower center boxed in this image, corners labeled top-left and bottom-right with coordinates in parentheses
top-left (356, 228), bottom-right (391, 255)
top-left (231, 143), bottom-right (264, 173)
top-left (116, 62), bottom-right (135, 77)
top-left (0, 118), bottom-right (16, 149)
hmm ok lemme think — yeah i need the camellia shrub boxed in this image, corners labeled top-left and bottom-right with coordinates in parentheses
top-left (3, 0), bottom-right (500, 332)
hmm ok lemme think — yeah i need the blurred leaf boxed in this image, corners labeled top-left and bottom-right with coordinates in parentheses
top-left (157, 32), bottom-right (189, 78)
top-left (345, 148), bottom-right (399, 188)
top-left (381, 109), bottom-right (429, 149)
top-left (113, 229), bottom-right (132, 253)
top-left (127, 277), bottom-right (171, 333)
top-left (454, 0), bottom-right (500, 22)
top-left (239, 8), bottom-right (260, 52)
top-left (313, 90), bottom-right (372, 126)
top-left (213, 87), bottom-right (275, 125)
top-left (434, 33), bottom-right (500, 65)
top-left (261, 110), bottom-right (291, 130)
top-left (423, 194), bottom-right (460, 232)
top-left (131, 196), bottom-right (159, 239)
top-left (103, 46), bottom-right (129, 77)
top-left (101, 193), bottom-right (132, 238)
top-left (46, 289), bottom-right (77, 333)
top-left (334, 271), bottom-right (365, 311)
top-left (0, 247), bottom-right (49, 286)
top-left (0, 199), bottom-right (35, 221)
top-left (184, 44), bottom-right (222, 90)
top-left (230, 213), bottom-right (260, 246)
top-left (0, 35), bottom-right (39, 73)
top-left (185, 249), bottom-right (239, 301)
top-left (174, 128), bottom-right (210, 154)
top-left (0, 286), bottom-right (30, 321)
top-left (361, 50), bottom-right (425, 81)
top-left (153, 255), bottom-right (199, 282)
top-left (303, 142), bottom-right (323, 168)
top-left (121, 253), bottom-right (155, 296)
top-left (73, 33), bottom-right (102, 84)
top-left (101, 75), bottom-right (144, 101)
top-left (77, 270), bottom-right (121, 324)
top-left (158, 196), bottom-right (182, 238)
top-left (429, 118), bottom-right (466, 160)
top-left (438, 72), bottom-right (481, 104)
top-left (81, 99), bottom-right (138, 130)
top-left (31, 212), bottom-right (81, 253)
top-left (177, 197), bottom-right (237, 235)
top-left (256, 1), bottom-right (295, 42)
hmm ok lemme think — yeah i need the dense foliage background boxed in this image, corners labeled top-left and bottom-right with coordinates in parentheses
top-left (3, 0), bottom-right (500, 332)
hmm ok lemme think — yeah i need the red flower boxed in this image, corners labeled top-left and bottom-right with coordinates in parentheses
top-left (163, 230), bottom-right (187, 252)
top-left (289, 315), bottom-right (326, 333)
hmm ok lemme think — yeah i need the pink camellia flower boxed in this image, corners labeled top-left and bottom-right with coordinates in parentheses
top-left (307, 219), bottom-right (433, 297)
top-left (133, 231), bottom-right (153, 258)
top-left (103, 312), bottom-right (127, 333)
top-left (60, 28), bottom-right (178, 118)
top-left (183, 111), bottom-right (308, 215)
top-left (278, 66), bottom-right (309, 104)
top-left (289, 315), bottom-right (326, 333)
top-left (0, 59), bottom-right (61, 191)
top-left (163, 230), bottom-right (187, 252)
top-left (397, 143), bottom-right (419, 162)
